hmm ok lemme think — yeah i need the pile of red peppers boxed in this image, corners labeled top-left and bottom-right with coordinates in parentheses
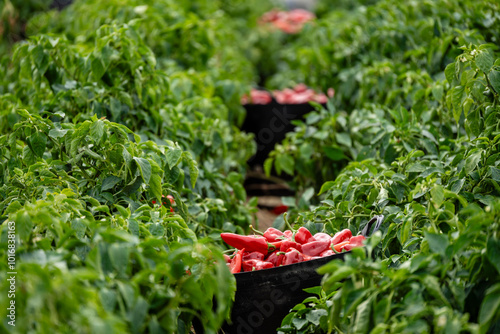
top-left (221, 226), bottom-right (366, 273)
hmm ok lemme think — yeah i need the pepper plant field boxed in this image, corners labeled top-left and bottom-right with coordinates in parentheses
top-left (1, 0), bottom-right (500, 333)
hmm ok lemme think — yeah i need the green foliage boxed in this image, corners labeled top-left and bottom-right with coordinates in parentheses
top-left (271, 1), bottom-right (500, 332)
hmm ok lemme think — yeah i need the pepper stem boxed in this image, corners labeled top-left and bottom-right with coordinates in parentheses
top-left (249, 225), bottom-right (264, 235)
top-left (283, 213), bottom-right (294, 231)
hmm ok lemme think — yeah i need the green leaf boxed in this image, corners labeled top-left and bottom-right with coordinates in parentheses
top-left (421, 275), bottom-right (450, 307)
top-left (32, 44), bottom-right (49, 75)
top-left (133, 157), bottom-right (152, 184)
top-left (425, 232), bottom-right (449, 256)
top-left (128, 296), bottom-right (149, 333)
top-left (109, 98), bottom-right (121, 120)
top-left (276, 155), bottom-right (294, 175)
top-left (324, 147), bottom-right (346, 161)
top-left (489, 70), bottom-right (500, 94)
top-left (48, 128), bottom-right (68, 139)
top-left (353, 298), bottom-right (372, 334)
top-left (306, 309), bottom-right (327, 326)
top-left (335, 132), bottom-right (352, 147)
top-left (263, 157), bottom-right (273, 176)
top-left (29, 131), bottom-right (47, 158)
top-left (91, 56), bottom-right (106, 81)
top-left (291, 317), bottom-right (308, 330)
top-left (166, 148), bottom-right (182, 168)
top-left (149, 174), bottom-right (162, 203)
top-left (465, 151), bottom-right (482, 174)
top-left (101, 176), bottom-right (122, 191)
top-left (114, 204), bottom-right (130, 219)
top-left (478, 284), bottom-right (500, 328)
top-left (318, 181), bottom-right (335, 195)
top-left (90, 120), bottom-right (105, 143)
top-left (486, 237), bottom-right (500, 276)
top-left (16, 211), bottom-right (33, 242)
top-left (444, 62), bottom-right (456, 84)
top-left (99, 288), bottom-right (117, 313)
top-left (475, 51), bottom-right (494, 73)
top-left (187, 157), bottom-right (198, 188)
top-left (108, 243), bottom-right (130, 274)
top-left (490, 167), bottom-right (500, 182)
top-left (451, 85), bottom-right (465, 123)
top-left (430, 184), bottom-right (444, 207)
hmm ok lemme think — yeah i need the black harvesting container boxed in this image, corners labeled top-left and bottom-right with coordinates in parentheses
top-left (241, 101), bottom-right (325, 167)
top-left (194, 215), bottom-right (384, 334)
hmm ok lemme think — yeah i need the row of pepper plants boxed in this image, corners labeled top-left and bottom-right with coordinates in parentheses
top-left (0, 0), bottom-right (273, 333)
top-left (0, 0), bottom-right (499, 333)
top-left (263, 0), bottom-right (500, 332)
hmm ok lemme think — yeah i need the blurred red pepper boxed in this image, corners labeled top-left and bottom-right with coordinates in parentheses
top-left (320, 249), bottom-right (335, 257)
top-left (283, 230), bottom-right (293, 240)
top-left (295, 227), bottom-right (315, 244)
top-left (242, 260), bottom-right (274, 271)
top-left (342, 235), bottom-right (366, 251)
top-left (221, 233), bottom-right (274, 254)
top-left (302, 240), bottom-right (331, 257)
top-left (223, 254), bottom-right (231, 263)
top-left (229, 248), bottom-right (245, 273)
top-left (283, 248), bottom-right (305, 265)
top-left (313, 232), bottom-right (332, 243)
top-left (242, 251), bottom-right (265, 261)
top-left (263, 227), bottom-right (285, 242)
top-left (280, 240), bottom-right (302, 252)
top-left (331, 229), bottom-right (352, 245)
top-left (272, 205), bottom-right (288, 215)
top-left (333, 240), bottom-right (350, 252)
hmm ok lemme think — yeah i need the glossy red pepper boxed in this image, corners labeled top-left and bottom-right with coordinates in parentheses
top-left (283, 230), bottom-right (293, 240)
top-left (333, 240), bottom-right (350, 252)
top-left (263, 227), bottom-right (285, 242)
top-left (242, 260), bottom-right (274, 271)
top-left (221, 233), bottom-right (273, 254)
top-left (283, 248), bottom-right (305, 265)
top-left (280, 240), bottom-right (302, 252)
top-left (320, 249), bottom-right (335, 257)
top-left (302, 240), bottom-right (331, 257)
top-left (313, 232), bottom-right (332, 243)
top-left (229, 248), bottom-right (245, 273)
top-left (342, 235), bottom-right (366, 251)
top-left (266, 251), bottom-right (283, 267)
top-left (331, 229), bottom-right (352, 245)
top-left (295, 227), bottom-right (316, 244)
top-left (242, 251), bottom-right (265, 261)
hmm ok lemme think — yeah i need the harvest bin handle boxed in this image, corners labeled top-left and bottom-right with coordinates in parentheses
top-left (361, 215), bottom-right (384, 238)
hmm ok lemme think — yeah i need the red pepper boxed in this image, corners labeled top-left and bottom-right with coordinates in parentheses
top-left (242, 260), bottom-right (274, 271)
top-left (342, 235), bottom-right (366, 251)
top-left (221, 233), bottom-right (274, 254)
top-left (280, 240), bottom-right (302, 252)
top-left (223, 254), bottom-right (231, 263)
top-left (283, 248), bottom-right (305, 265)
top-left (242, 251), bottom-right (265, 261)
top-left (333, 240), bottom-right (350, 252)
top-left (263, 227), bottom-right (285, 242)
top-left (229, 248), bottom-right (245, 273)
top-left (272, 205), bottom-right (288, 215)
top-left (283, 230), bottom-right (293, 240)
top-left (320, 249), bottom-right (335, 257)
top-left (302, 240), bottom-right (331, 257)
top-left (295, 227), bottom-right (316, 244)
top-left (331, 229), bottom-right (352, 245)
top-left (157, 195), bottom-right (175, 212)
top-left (266, 251), bottom-right (284, 267)
top-left (313, 232), bottom-right (332, 243)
